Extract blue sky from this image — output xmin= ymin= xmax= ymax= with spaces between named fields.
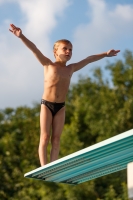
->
xmin=0 ymin=0 xmax=133 ymax=109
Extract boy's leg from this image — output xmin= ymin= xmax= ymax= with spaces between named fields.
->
xmin=50 ymin=107 xmax=65 ymax=162
xmin=39 ymin=104 xmax=52 ymax=166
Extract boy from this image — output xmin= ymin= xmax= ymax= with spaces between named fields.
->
xmin=9 ymin=24 xmax=120 ymax=166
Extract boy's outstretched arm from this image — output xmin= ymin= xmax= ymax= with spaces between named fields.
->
xmin=9 ymin=24 xmax=51 ymax=66
xmin=72 ymin=49 xmax=120 ymax=72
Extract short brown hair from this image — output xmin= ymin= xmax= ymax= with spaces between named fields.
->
xmin=53 ymin=39 xmax=72 ymax=58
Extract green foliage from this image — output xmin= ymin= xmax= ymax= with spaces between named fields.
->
xmin=0 ymin=50 xmax=133 ymax=199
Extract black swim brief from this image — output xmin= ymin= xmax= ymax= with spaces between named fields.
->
xmin=41 ymin=99 xmax=65 ymax=117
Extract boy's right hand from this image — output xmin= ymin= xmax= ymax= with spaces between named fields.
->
xmin=9 ymin=24 xmax=22 ymax=38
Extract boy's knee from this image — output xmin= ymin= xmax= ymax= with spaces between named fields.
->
xmin=51 ymin=135 xmax=60 ymax=146
xmin=40 ymin=133 xmax=50 ymax=145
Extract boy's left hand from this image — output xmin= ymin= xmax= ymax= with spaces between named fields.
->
xmin=107 ymin=49 xmax=120 ymax=57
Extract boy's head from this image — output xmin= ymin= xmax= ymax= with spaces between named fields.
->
xmin=53 ymin=39 xmax=72 ymax=60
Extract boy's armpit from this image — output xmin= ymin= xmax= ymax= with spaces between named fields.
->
xmin=70 ymin=59 xmax=89 ymax=72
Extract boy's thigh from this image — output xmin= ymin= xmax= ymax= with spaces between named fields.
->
xmin=52 ymin=107 xmax=65 ymax=136
xmin=40 ymin=104 xmax=52 ymax=133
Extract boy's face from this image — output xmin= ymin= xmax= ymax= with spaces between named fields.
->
xmin=54 ymin=42 xmax=72 ymax=62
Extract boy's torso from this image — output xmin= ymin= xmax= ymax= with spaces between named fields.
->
xmin=42 ymin=63 xmax=73 ymax=103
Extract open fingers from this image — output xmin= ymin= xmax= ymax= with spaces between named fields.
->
xmin=10 ymin=24 xmax=16 ymax=29
xmin=107 ymin=49 xmax=120 ymax=57
xmin=116 ymin=50 xmax=120 ymax=53
xmin=113 ymin=50 xmax=120 ymax=56
xmin=10 ymin=24 xmax=20 ymax=31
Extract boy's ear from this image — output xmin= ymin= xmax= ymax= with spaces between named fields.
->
xmin=53 ymin=50 xmax=56 ymax=58
xmin=54 ymin=49 xmax=58 ymax=57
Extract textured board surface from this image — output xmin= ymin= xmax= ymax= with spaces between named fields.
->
xmin=24 ymin=129 xmax=133 ymax=185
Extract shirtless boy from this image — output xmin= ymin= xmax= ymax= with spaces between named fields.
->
xmin=9 ymin=24 xmax=120 ymax=166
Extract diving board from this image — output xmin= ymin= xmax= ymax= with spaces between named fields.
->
xmin=24 ymin=129 xmax=133 ymax=199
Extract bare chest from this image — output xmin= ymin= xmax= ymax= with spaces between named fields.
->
xmin=45 ymin=65 xmax=72 ymax=83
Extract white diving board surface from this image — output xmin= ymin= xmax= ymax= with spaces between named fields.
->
xmin=24 ymin=129 xmax=133 ymax=187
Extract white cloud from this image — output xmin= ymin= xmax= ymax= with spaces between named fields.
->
xmin=111 ymin=4 xmax=133 ymax=21
xmin=72 ymin=0 xmax=133 ymax=59
xmin=19 ymin=0 xmax=70 ymax=39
